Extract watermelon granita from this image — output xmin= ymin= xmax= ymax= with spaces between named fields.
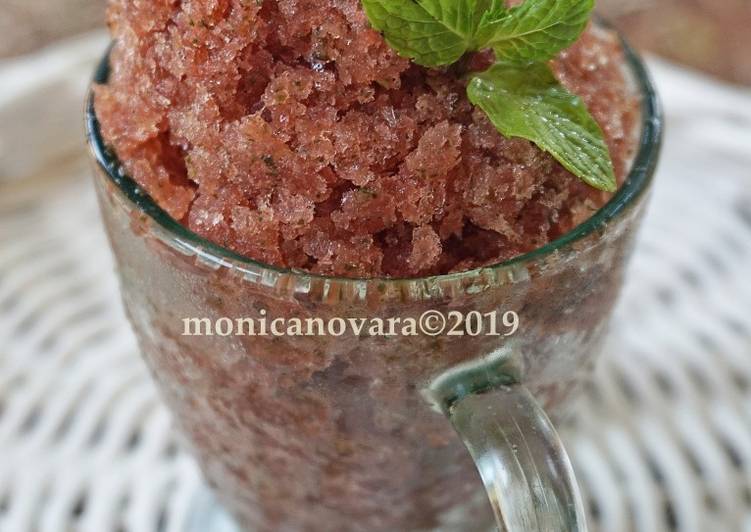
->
xmin=94 ymin=0 xmax=638 ymax=278
xmin=89 ymin=3 xmax=660 ymax=531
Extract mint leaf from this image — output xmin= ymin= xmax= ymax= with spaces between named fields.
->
xmin=476 ymin=0 xmax=594 ymax=64
xmin=418 ymin=0 xmax=494 ymax=40
xmin=467 ymin=63 xmax=616 ymax=192
xmin=361 ymin=0 xmax=486 ymax=67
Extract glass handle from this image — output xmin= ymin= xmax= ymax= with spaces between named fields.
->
xmin=447 ymin=385 xmax=588 ymax=532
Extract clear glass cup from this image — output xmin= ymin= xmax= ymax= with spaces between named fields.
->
xmin=86 ymin=37 xmax=661 ymax=532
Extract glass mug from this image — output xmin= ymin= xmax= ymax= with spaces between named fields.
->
xmin=86 ymin=37 xmax=661 ymax=532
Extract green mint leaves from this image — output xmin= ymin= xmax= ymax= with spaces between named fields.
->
xmin=361 ymin=0 xmax=617 ymax=192
xmin=476 ymin=0 xmax=594 ymax=64
xmin=468 ymin=63 xmax=615 ymax=191
xmin=361 ymin=0 xmax=485 ymax=67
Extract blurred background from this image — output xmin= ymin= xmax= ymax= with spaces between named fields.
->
xmin=602 ymin=0 xmax=751 ymax=86
xmin=0 ymin=0 xmax=103 ymax=58
xmin=1 ymin=2 xmax=750 ymax=532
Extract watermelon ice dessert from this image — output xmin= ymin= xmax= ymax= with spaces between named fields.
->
xmin=89 ymin=1 xmax=656 ymax=531
xmin=94 ymin=0 xmax=638 ymax=279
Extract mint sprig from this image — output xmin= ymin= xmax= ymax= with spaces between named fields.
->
xmin=361 ymin=0 xmax=617 ymax=192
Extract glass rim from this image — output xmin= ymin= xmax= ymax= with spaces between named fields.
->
xmin=86 ymin=33 xmax=662 ymax=289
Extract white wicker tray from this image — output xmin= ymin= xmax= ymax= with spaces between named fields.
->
xmin=1 ymin=33 xmax=750 ymax=532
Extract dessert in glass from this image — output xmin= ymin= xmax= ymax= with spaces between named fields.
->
xmin=86 ymin=1 xmax=661 ymax=530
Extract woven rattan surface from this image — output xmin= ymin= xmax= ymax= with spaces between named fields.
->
xmin=1 ymin=33 xmax=750 ymax=532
